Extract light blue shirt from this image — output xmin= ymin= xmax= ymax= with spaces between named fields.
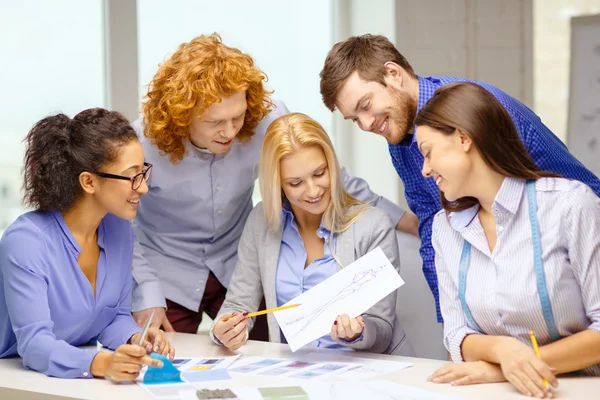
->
xmin=275 ymin=203 xmax=360 ymax=350
xmin=0 ymin=211 xmax=141 ymax=378
xmin=131 ymin=100 xmax=406 ymax=312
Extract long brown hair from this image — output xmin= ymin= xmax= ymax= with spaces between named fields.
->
xmin=414 ymin=82 xmax=559 ymax=212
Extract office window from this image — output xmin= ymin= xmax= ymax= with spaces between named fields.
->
xmin=137 ymin=0 xmax=334 ymax=203
xmin=0 ymin=1 xmax=105 ymax=233
xmin=137 ymin=0 xmax=333 ymax=137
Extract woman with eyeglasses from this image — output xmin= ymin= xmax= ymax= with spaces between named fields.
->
xmin=0 ymin=108 xmax=174 ymax=380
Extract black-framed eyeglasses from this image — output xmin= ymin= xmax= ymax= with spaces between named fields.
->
xmin=94 ymin=162 xmax=153 ymax=191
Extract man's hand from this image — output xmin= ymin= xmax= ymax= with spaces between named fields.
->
xmin=133 ymin=307 xmax=175 ymax=332
xmin=396 ymin=212 xmax=419 ymax=237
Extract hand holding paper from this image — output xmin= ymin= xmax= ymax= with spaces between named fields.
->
xmin=331 ymin=314 xmax=366 ymax=342
xmin=274 ymin=247 xmax=404 ymax=351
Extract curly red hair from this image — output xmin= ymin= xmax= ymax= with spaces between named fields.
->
xmin=142 ymin=33 xmax=273 ymax=163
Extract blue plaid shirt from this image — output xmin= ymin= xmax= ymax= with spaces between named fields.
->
xmin=390 ymin=76 xmax=600 ymax=322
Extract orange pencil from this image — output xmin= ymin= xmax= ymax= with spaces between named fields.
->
xmin=529 ymin=330 xmax=549 ymax=388
xmin=246 ymin=303 xmax=300 ymax=318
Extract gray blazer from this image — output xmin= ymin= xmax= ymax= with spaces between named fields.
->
xmin=214 ymin=202 xmax=415 ymax=356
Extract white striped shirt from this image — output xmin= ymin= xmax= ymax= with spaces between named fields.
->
xmin=432 ymin=177 xmax=600 ymax=376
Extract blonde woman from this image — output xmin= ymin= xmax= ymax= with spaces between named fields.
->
xmin=210 ymin=113 xmax=414 ymax=356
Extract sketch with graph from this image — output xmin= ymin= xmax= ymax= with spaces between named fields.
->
xmin=274 ymin=247 xmax=404 ymax=352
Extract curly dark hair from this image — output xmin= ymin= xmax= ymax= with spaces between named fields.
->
xmin=22 ymin=108 xmax=138 ymax=212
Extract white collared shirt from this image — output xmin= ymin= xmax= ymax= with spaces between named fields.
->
xmin=433 ymin=177 xmax=600 ymax=376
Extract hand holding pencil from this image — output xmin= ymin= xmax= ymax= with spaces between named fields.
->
xmin=213 ymin=304 xmax=300 ymax=351
xmin=494 ymin=335 xmax=557 ymax=398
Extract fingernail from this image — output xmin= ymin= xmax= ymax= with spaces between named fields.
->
xmin=537 ymin=393 xmax=544 ymax=398
xmin=157 ymin=361 xmax=164 ymax=368
xmin=232 ymin=312 xmax=238 ymax=316
xmin=552 ymin=380 xmax=559 ymax=388
xmin=242 ymin=312 xmax=248 ymax=317
xmin=154 ymin=346 xmax=159 ymax=352
xmin=333 ymin=320 xmax=338 ymax=325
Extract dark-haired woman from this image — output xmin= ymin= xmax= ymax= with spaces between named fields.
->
xmin=416 ymin=82 xmax=600 ymax=397
xmin=0 ymin=108 xmax=174 ymax=380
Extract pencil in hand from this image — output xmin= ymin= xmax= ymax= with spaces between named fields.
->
xmin=529 ymin=330 xmax=549 ymax=388
xmin=246 ymin=303 xmax=300 ymax=318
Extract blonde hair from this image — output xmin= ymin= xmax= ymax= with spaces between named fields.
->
xmin=259 ymin=113 xmax=369 ymax=233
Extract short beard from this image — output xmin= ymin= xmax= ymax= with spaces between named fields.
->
xmin=387 ymin=86 xmax=417 ymax=145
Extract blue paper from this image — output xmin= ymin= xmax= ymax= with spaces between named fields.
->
xmin=143 ymin=353 xmax=183 ymax=384
xmin=182 ymin=369 xmax=232 ymax=383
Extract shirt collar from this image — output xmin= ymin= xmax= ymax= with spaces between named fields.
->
xmin=410 ymin=76 xmax=443 ymax=145
xmin=184 ymin=139 xmax=228 ymax=161
xmin=51 ymin=211 xmax=107 ymax=253
xmin=493 ymin=177 xmax=526 ymax=215
xmin=282 ymin=200 xmax=331 ymax=238
xmin=447 ymin=177 xmax=526 ymax=232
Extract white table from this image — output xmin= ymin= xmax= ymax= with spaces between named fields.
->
xmin=0 ymin=333 xmax=598 ymax=399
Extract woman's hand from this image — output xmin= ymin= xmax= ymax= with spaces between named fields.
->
xmin=131 ymin=327 xmax=175 ymax=359
xmin=213 ymin=312 xmax=249 ymax=351
xmin=493 ymin=337 xmax=558 ymax=398
xmin=331 ymin=314 xmax=365 ymax=342
xmin=429 ymin=361 xmax=506 ymax=386
xmin=91 ymin=344 xmax=163 ymax=382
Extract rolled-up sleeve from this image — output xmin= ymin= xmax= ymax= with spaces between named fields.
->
xmin=1 ymin=224 xmax=99 ymax=378
xmin=432 ymin=215 xmax=479 ymax=362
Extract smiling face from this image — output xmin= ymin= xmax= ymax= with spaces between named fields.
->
xmin=188 ymin=91 xmax=247 ymax=154
xmin=335 ymin=71 xmax=417 ymax=145
xmin=416 ymin=125 xmax=474 ymax=202
xmin=280 ymin=145 xmax=331 ymax=218
xmin=92 ymin=140 xmax=148 ymax=220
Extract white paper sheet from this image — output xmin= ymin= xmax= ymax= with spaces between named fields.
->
xmin=274 ymin=247 xmax=404 ymax=351
xmin=192 ymin=381 xmax=461 ymax=400
xmin=137 ymin=355 xmax=240 ymax=398
xmin=228 ymin=354 xmax=411 ymax=381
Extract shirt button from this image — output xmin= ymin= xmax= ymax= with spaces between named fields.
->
xmin=196 ymin=288 xmax=200 ymax=292
xmin=83 ymin=372 xmax=89 ymax=377
xmin=216 ymin=185 xmax=221 ymax=191
xmin=217 ymin=210 xmax=223 ymax=214
xmin=199 ymin=280 xmax=204 ymax=284
xmin=498 ymin=226 xmax=504 ymax=232
xmin=495 ymin=320 xmax=502 ymax=327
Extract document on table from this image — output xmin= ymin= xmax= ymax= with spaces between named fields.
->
xmin=136 ymin=355 xmax=239 ymax=399
xmin=274 ymin=246 xmax=404 ymax=351
xmin=228 ymin=353 xmax=411 ymax=381
xmin=189 ymin=380 xmax=462 ymax=400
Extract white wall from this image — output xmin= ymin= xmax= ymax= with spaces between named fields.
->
xmin=333 ymin=0 xmax=406 ymax=209
xmin=534 ymin=0 xmax=600 ymax=142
